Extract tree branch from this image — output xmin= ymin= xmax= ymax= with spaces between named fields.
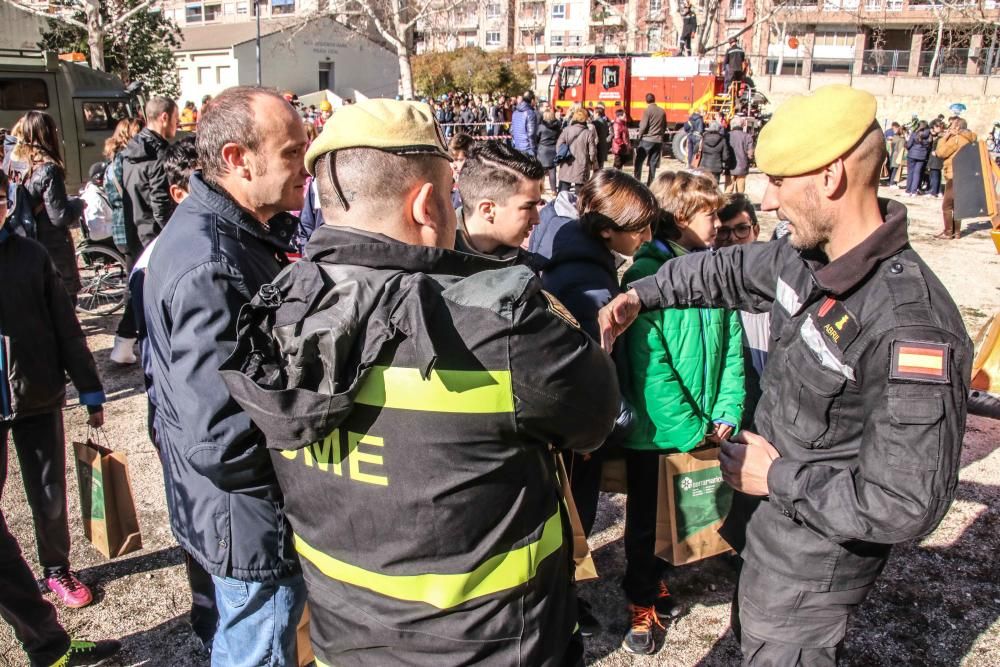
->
xmin=403 ymin=0 xmax=467 ymax=31
xmin=702 ymin=2 xmax=783 ymax=53
xmin=108 ymin=0 xmax=163 ymax=28
xmin=4 ymin=0 xmax=88 ymax=30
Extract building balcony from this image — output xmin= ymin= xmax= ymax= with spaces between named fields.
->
xmin=591 ymin=12 xmax=623 ymax=26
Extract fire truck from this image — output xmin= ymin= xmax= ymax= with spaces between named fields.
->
xmin=549 ymin=54 xmax=768 ymax=162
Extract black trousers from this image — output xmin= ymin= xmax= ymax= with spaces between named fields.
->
xmin=731 ymin=562 xmax=874 ymax=666
xmin=115 ymin=248 xmax=139 ymax=340
xmin=566 ymin=450 xmax=604 ymax=538
xmin=623 ymin=448 xmax=667 ymax=606
xmin=1 ymin=412 xmax=71 ymax=575
xmin=633 ymin=141 xmax=662 ymax=186
xmin=1 ymin=430 xmax=71 ymax=667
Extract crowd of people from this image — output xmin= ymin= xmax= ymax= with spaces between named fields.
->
xmin=0 ymin=82 xmax=971 ymax=667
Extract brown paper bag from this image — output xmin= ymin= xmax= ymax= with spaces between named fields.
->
xmin=73 ymin=439 xmax=142 ymax=559
xmin=296 ymin=603 xmax=315 ymax=667
xmin=599 ymin=456 xmax=627 ymax=494
xmin=556 ymin=453 xmax=598 ymax=582
xmin=655 ymin=446 xmax=733 ymax=566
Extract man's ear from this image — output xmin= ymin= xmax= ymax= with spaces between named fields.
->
xmin=476 ymin=199 xmax=496 ymax=222
xmin=411 ymin=181 xmax=436 ymax=230
xmin=220 ymin=143 xmax=249 ymax=180
xmin=821 ymin=159 xmax=847 ymax=198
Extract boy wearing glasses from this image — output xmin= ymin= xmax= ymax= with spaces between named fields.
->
xmin=715 ymin=193 xmax=767 ymax=427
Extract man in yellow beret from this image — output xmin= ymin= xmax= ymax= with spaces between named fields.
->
xmin=220 ymin=98 xmax=620 ymax=666
xmin=597 ymin=85 xmax=971 ymax=664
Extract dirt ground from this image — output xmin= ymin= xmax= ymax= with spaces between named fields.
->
xmin=1 ymin=165 xmax=998 ymax=666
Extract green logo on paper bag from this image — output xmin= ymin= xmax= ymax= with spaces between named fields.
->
xmin=673 ymin=467 xmax=731 ymax=541
xmin=80 ymin=464 xmax=106 ymax=521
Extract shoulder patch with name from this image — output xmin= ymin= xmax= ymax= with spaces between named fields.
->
xmin=542 ymin=290 xmax=580 ymax=329
xmin=889 ymin=340 xmax=951 ymax=384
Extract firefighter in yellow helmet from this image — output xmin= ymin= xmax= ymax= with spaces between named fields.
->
xmin=221 ymin=99 xmax=620 ymax=666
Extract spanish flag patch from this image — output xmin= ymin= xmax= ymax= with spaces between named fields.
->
xmin=889 ymin=340 xmax=951 ymax=384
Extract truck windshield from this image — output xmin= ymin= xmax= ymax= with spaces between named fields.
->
xmin=560 ymin=67 xmax=582 ymax=90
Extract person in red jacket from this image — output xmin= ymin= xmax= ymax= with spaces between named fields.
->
xmin=611 ymin=109 xmax=632 ymax=170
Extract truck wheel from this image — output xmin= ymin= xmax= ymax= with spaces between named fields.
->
xmin=672 ymin=130 xmax=689 ymax=164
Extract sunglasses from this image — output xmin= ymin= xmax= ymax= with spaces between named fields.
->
xmin=716 ymin=223 xmax=755 ymax=240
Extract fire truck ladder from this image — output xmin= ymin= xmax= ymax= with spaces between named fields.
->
xmin=710 ymin=89 xmax=737 ymax=119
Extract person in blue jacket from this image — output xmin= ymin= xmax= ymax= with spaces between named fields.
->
xmin=511 ymin=91 xmax=539 ymax=157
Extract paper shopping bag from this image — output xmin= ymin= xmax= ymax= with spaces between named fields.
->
xmin=556 ymin=453 xmax=598 ymax=582
xmin=73 ymin=439 xmax=142 ymax=558
xmin=296 ymin=603 xmax=315 ymax=667
xmin=655 ymin=445 xmax=733 ymax=566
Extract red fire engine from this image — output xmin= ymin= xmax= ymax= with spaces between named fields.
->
xmin=549 ymin=54 xmax=768 ymax=160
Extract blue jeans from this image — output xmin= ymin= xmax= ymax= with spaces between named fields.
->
xmin=211 ymin=572 xmax=306 ymax=667
xmin=928 ymin=168 xmax=943 ymax=196
xmin=906 ymin=159 xmax=926 ymax=194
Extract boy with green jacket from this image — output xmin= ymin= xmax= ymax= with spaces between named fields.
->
xmin=618 ymin=171 xmax=745 ymax=655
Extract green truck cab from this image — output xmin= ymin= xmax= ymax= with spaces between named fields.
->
xmin=1 ymin=49 xmax=142 ymax=190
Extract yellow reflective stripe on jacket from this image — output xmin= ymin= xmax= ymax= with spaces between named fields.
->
xmin=354 ymin=366 xmax=515 ymax=414
xmin=295 ymin=509 xmax=563 ymax=610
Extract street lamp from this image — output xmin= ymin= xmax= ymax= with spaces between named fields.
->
xmin=255 ymin=0 xmax=262 ymax=85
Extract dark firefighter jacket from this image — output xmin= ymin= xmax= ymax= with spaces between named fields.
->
xmin=627 ymin=199 xmax=971 ymax=592
xmin=220 ymin=225 xmax=620 ymax=666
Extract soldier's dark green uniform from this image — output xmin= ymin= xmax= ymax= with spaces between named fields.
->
xmin=222 ymin=223 xmax=620 ymax=666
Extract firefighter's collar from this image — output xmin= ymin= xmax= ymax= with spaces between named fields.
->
xmin=809 ymin=198 xmax=910 ymax=297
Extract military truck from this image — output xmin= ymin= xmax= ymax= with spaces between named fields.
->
xmin=1 ymin=49 xmax=142 ymax=190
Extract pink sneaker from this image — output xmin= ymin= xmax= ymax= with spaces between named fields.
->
xmin=45 ymin=571 xmax=93 ymax=608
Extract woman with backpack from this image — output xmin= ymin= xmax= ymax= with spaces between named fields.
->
xmin=15 ymin=111 xmax=84 ymax=303
xmin=555 ymin=108 xmax=598 ymax=193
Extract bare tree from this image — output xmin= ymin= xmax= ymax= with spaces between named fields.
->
xmin=306 ymin=0 xmax=468 ymax=99
xmin=2 ymin=0 xmax=160 ymax=71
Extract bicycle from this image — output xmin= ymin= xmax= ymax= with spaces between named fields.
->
xmin=75 ymin=235 xmax=129 ymax=316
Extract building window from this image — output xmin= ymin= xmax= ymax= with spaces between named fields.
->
xmin=466 ymin=36 xmax=478 ymax=47
xmin=729 ymin=0 xmax=745 ymax=18
xmin=551 ymin=34 xmax=564 ymax=46
xmin=486 ymin=31 xmax=501 ymax=46
xmin=185 ymin=2 xmax=203 ymax=22
xmin=569 ymin=34 xmax=582 ymax=47
xmin=552 ymin=3 xmax=565 ymax=19
xmin=486 ymin=2 xmax=501 ymax=18
xmin=204 ymin=3 xmax=222 ymax=20
xmin=236 ymin=1 xmax=248 ymax=13
xmin=649 ymin=0 xmax=662 ymax=12
xmin=815 ymin=30 xmax=854 ymax=47
xmin=0 ymin=78 xmax=49 ymax=110
xmin=272 ymin=0 xmax=295 ymax=14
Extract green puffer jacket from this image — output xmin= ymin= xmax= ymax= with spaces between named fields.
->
xmin=620 ymin=240 xmax=745 ymax=452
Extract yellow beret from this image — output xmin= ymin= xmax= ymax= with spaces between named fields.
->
xmin=304 ymin=99 xmax=450 ymax=175
xmin=755 ymin=85 xmax=877 ymax=177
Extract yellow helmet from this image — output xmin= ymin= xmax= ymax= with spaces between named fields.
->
xmin=319 ymin=100 xmax=333 ymax=112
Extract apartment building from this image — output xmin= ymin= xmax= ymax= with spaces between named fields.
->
xmin=711 ymin=0 xmax=999 ymax=77
xmin=162 ymin=0 xmax=321 ymax=26
xmin=417 ymin=0 xmax=684 ymax=56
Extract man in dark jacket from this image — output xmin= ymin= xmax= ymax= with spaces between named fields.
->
xmin=725 ymin=118 xmax=754 ymax=193
xmin=511 ymin=91 xmax=539 ymax=157
xmin=143 ymin=87 xmax=307 ymax=665
xmin=122 ymin=97 xmax=178 ymax=251
xmin=698 ymin=121 xmax=730 ymax=184
xmin=634 ymin=94 xmax=665 ymax=186
xmin=724 ymin=37 xmax=747 ymax=92
xmin=599 ymin=85 xmax=971 ymax=665
xmin=114 ymin=97 xmax=179 ymax=366
xmin=593 ymin=105 xmax=611 ymax=168
xmin=220 ymin=98 xmax=620 ymax=667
